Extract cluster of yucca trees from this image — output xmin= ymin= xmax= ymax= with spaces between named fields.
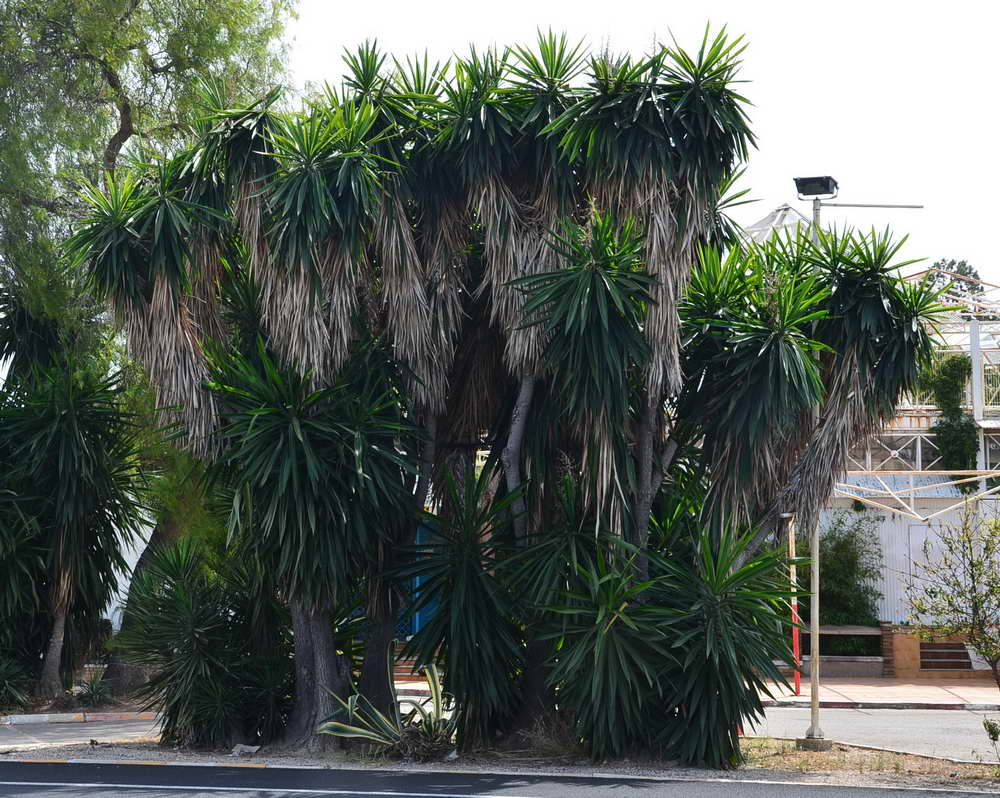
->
xmin=62 ymin=28 xmax=945 ymax=764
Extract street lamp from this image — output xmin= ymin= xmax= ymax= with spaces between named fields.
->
xmin=793 ymin=175 xmax=924 ymax=243
xmin=790 ymin=176 xmax=923 ymax=753
xmin=794 ymin=176 xmax=838 ymax=243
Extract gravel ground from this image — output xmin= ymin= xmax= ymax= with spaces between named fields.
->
xmin=3 ymin=738 xmax=999 ymax=793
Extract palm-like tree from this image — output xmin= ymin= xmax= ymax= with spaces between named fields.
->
xmin=0 ymin=365 xmax=145 ymax=697
xmin=205 ymin=339 xmax=414 ymax=746
xmin=678 ymin=229 xmax=946 ymax=552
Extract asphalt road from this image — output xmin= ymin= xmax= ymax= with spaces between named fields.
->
xmin=0 ymin=762 xmax=988 ymax=797
xmin=748 ymin=708 xmax=1000 ymax=762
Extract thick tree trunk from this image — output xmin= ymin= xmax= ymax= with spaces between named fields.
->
xmin=38 ymin=606 xmax=68 ymax=699
xmin=105 ymin=519 xmax=181 ymax=695
xmin=285 ymin=600 xmax=319 ymax=745
xmin=308 ymin=608 xmax=348 ymax=753
xmin=285 ymin=601 xmax=349 ymax=751
xmin=501 ymin=634 xmax=551 ymax=746
xmin=358 ymin=574 xmax=398 ymax=719
xmin=502 ymin=376 xmax=535 ymax=541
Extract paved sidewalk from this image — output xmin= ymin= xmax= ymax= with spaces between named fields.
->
xmin=763 ymin=677 xmax=1000 ymax=709
xmin=0 ymin=719 xmax=156 ymax=752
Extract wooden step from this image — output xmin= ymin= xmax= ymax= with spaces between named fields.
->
xmin=920 ymin=642 xmax=971 ymax=670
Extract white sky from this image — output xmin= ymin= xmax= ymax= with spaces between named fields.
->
xmin=286 ymin=0 xmax=999 ymax=280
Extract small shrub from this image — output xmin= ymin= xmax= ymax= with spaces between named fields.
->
xmin=799 ymin=510 xmax=883 ymax=655
xmin=653 ymin=532 xmax=793 ymax=769
xmin=320 ymin=661 xmax=459 ymax=761
xmin=0 ymin=658 xmax=30 ymax=710
xmin=543 ymin=552 xmax=676 ymax=761
xmin=76 ymin=671 xmax=112 ymax=707
xmin=117 ymin=539 xmax=293 ymax=748
xmin=984 ymin=716 xmax=1000 ymax=762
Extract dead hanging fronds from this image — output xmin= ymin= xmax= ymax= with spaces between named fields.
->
xmin=127 ymin=277 xmax=217 ymax=457
xmin=374 ymin=188 xmax=438 ymax=411
xmin=188 ymin=228 xmax=226 ymax=345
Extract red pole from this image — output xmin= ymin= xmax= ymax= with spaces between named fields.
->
xmin=788 ymin=517 xmax=801 ymax=696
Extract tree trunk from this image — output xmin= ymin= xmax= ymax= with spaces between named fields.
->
xmin=105 ymin=519 xmax=181 ymax=695
xmin=358 ymin=574 xmax=398 ymax=719
xmin=285 ymin=601 xmax=349 ymax=751
xmin=38 ymin=606 xmax=68 ymax=699
xmin=359 ymin=414 xmax=437 ymax=717
xmin=308 ymin=607 xmax=348 ymax=753
xmin=285 ymin=599 xmax=319 ymax=745
xmin=502 ymin=376 xmax=535 ymax=541
xmin=633 ymin=397 xmax=663 ymax=581
xmin=501 ymin=634 xmax=551 ymax=746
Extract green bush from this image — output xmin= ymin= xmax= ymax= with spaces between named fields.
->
xmin=652 ymin=533 xmax=792 ymax=768
xmin=920 ymin=354 xmax=978 ymax=490
xmin=117 ymin=539 xmax=294 ymax=748
xmin=798 ymin=510 xmax=883 ymax=655
xmin=538 ymin=532 xmax=792 ymax=768
xmin=544 ymin=551 xmax=676 ymax=760
xmin=76 ymin=671 xmax=112 ymax=707
xmin=0 ymin=658 xmax=30 ymax=710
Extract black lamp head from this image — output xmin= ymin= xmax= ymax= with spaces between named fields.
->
xmin=794 ymin=176 xmax=838 ymax=199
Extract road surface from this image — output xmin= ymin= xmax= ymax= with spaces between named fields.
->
xmin=5 ymin=708 xmax=999 ymax=763
xmin=749 ymin=707 xmax=1000 ymax=762
xmin=0 ymin=761 xmax=990 ymax=797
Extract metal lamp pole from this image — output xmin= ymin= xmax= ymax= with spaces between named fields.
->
xmin=792 ymin=178 xmax=923 ymax=750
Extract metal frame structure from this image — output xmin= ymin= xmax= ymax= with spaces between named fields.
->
xmin=834 ymin=269 xmax=1000 ymax=521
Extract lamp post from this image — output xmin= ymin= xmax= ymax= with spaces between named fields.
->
xmin=790 ymin=176 xmax=923 ymax=751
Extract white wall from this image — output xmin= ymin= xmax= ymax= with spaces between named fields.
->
xmin=819 ymin=501 xmax=998 ymax=623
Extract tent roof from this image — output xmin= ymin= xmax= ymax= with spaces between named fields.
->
xmin=745 ymin=203 xmax=812 ymax=241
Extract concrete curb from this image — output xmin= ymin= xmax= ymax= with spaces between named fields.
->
xmin=762 ymin=699 xmax=1000 ymax=710
xmin=0 ymin=712 xmax=156 ymax=726
xmin=1 ymin=753 xmax=998 ymax=795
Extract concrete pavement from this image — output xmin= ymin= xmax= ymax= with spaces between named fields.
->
xmin=0 ymin=719 xmax=156 ymax=751
xmin=0 ymin=761 xmax=992 ymax=797
xmin=764 ymin=677 xmax=1000 ymax=710
xmin=748 ymin=707 xmax=1000 ymax=763
xmin=4 ymin=707 xmax=1000 ymax=763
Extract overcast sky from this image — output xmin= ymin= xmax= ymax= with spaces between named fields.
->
xmin=286 ymin=1 xmax=998 ymax=280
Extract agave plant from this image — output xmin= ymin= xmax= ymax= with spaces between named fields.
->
xmin=319 ymin=656 xmax=459 ymax=761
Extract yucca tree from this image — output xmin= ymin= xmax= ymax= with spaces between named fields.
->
xmin=205 ymin=339 xmax=414 ymax=746
xmin=0 ymin=365 xmax=145 ymax=697
xmin=746 ymin=229 xmax=945 ymax=554
xmin=678 ymin=229 xmax=946 ymax=553
xmin=545 ymin=28 xmax=754 ymax=548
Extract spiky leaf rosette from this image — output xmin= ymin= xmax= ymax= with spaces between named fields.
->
xmin=515 ymin=212 xmax=653 ymax=531
xmin=547 ymin=27 xmax=754 ymax=400
xmin=394 ymin=54 xmax=471 ymax=399
xmin=66 ymin=165 xmax=220 ymax=454
xmin=679 ymin=238 xmax=829 ymax=527
xmin=342 ymin=46 xmax=439 ymax=411
xmin=206 ymin=340 xmax=414 ymax=607
xmin=755 ymin=229 xmax=946 ymax=542
xmin=264 ymin=102 xmax=386 ymax=382
xmin=431 ymin=47 xmax=547 ymax=374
